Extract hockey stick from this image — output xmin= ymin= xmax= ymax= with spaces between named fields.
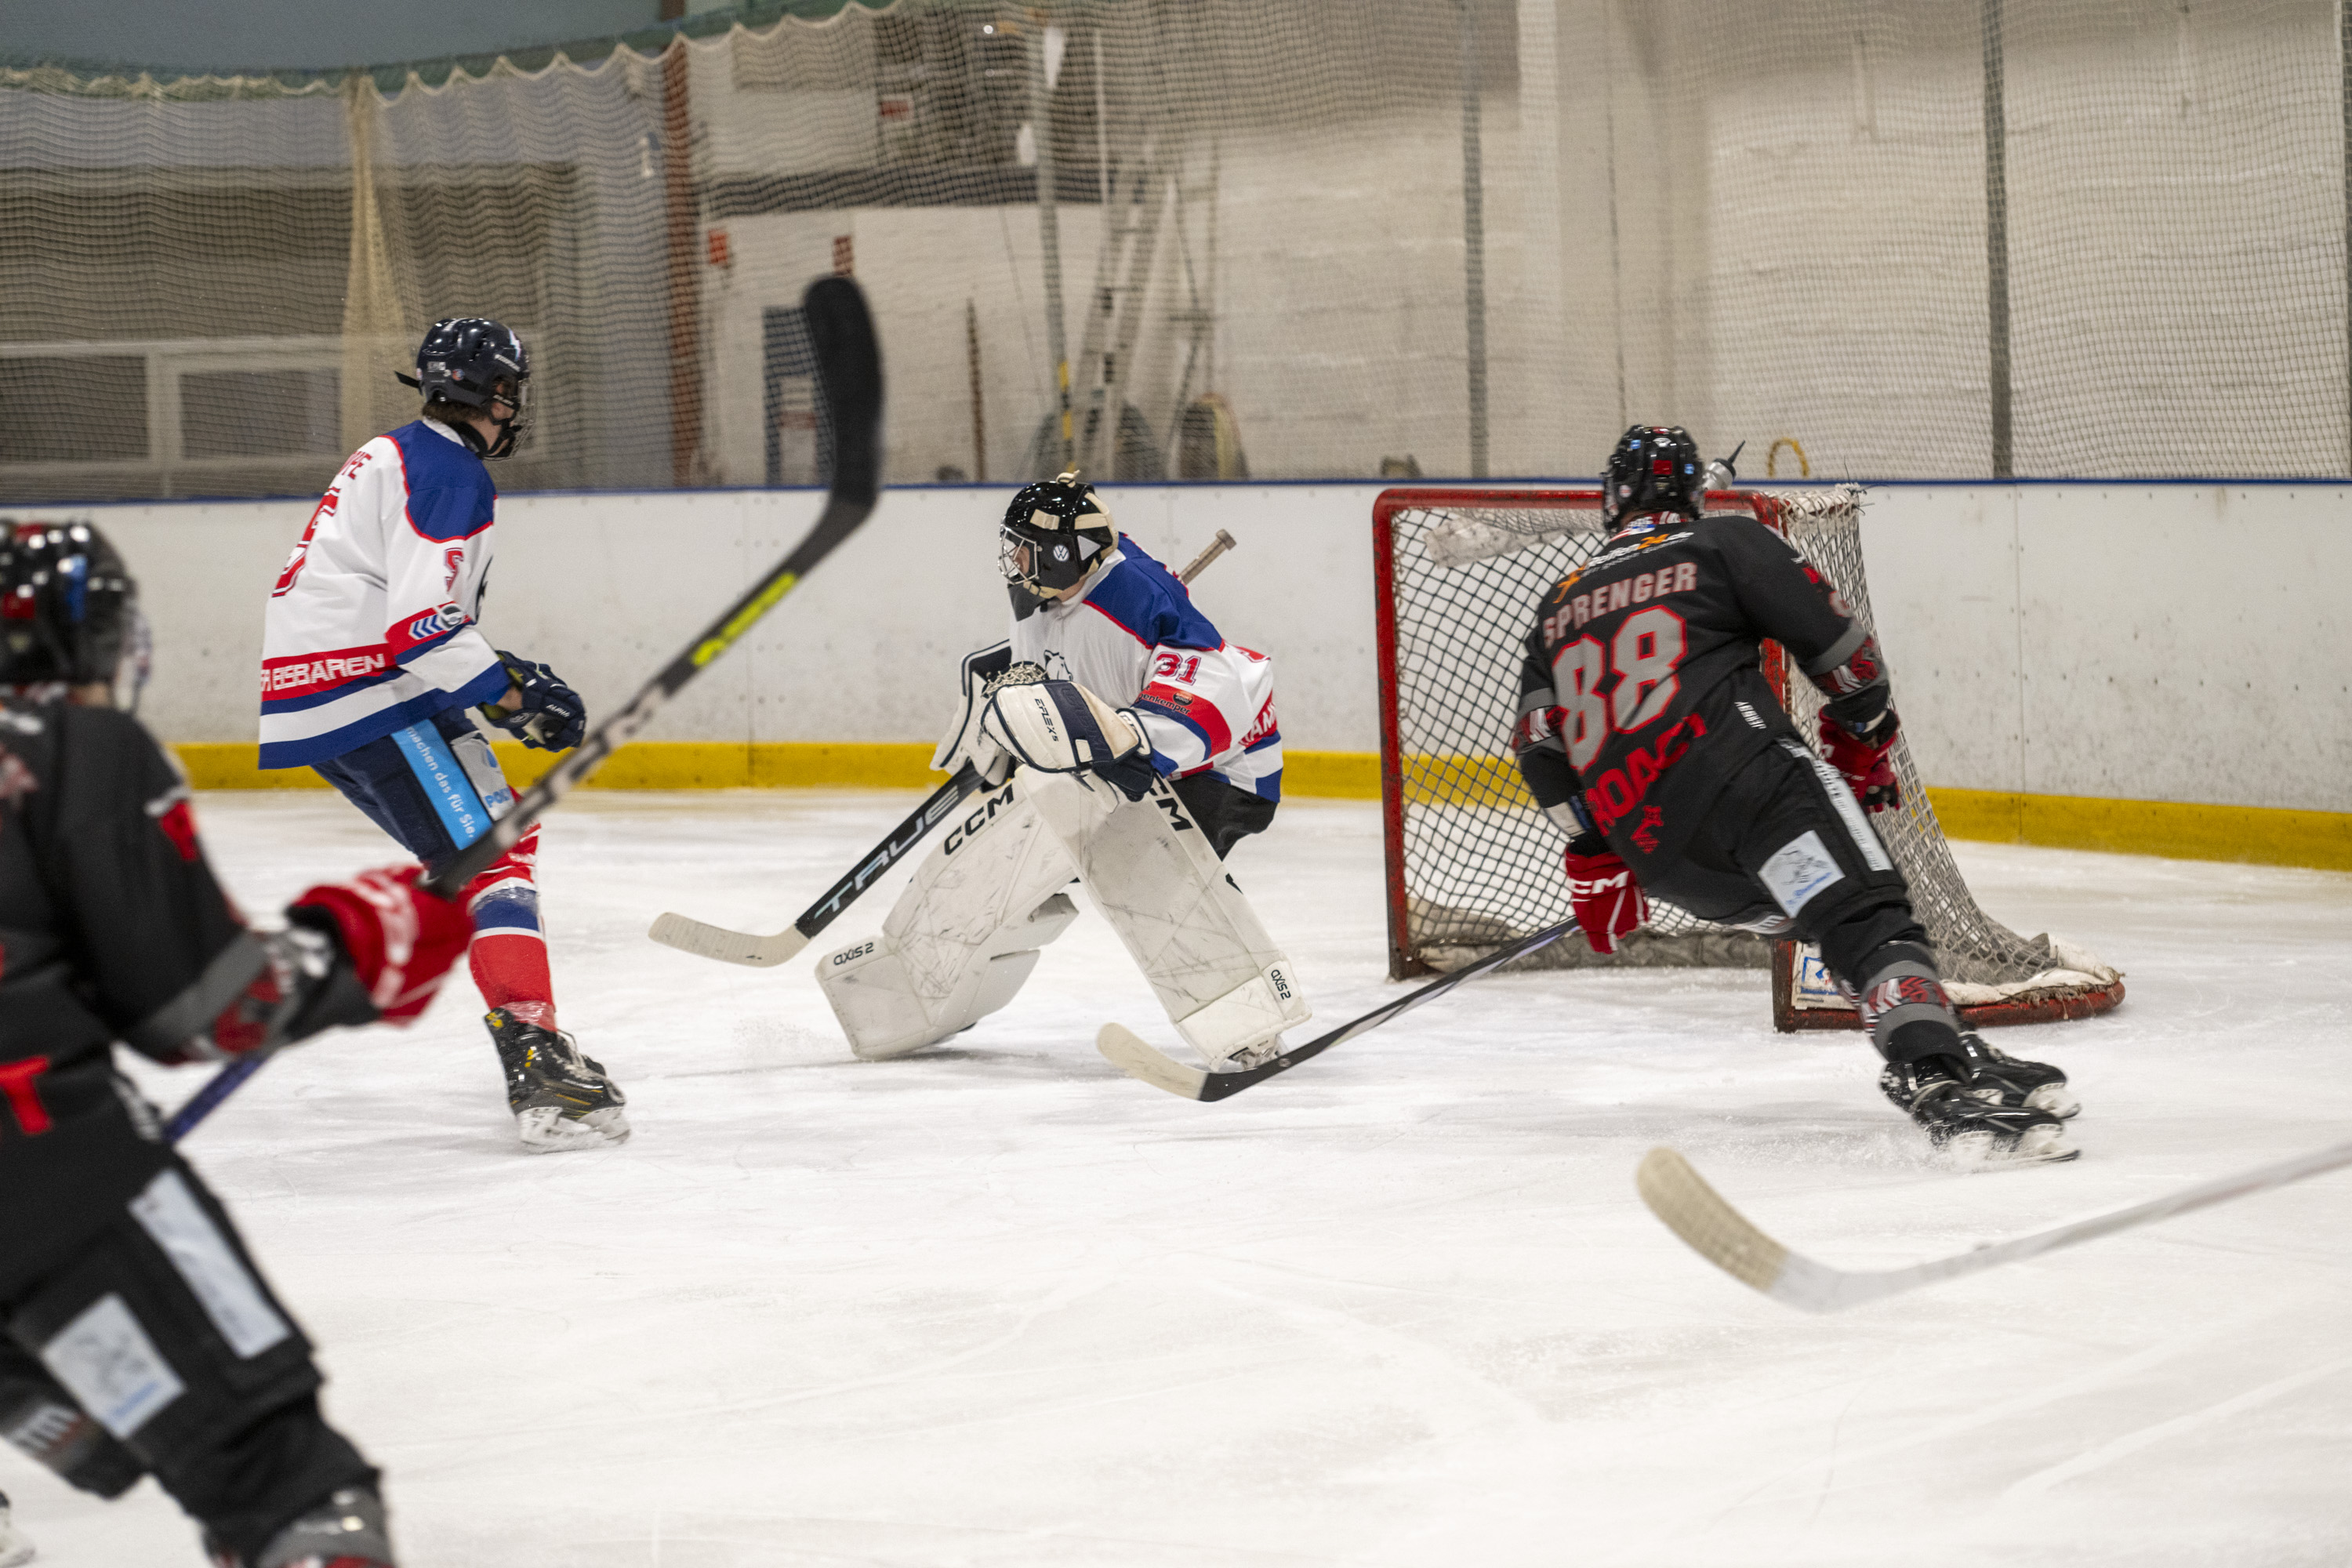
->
xmin=645 ymin=526 xmax=1240 ymax=967
xmin=1636 ymin=1139 xmax=2352 ymax=1314
xmin=1097 ymin=916 xmax=1577 ymax=1101
xmin=165 ymin=275 xmax=884 ymax=1144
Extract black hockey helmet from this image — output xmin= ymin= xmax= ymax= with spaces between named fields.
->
xmin=397 ymin=317 xmax=531 ymax=459
xmin=0 ymin=520 xmax=148 ymax=706
xmin=1000 ymin=470 xmax=1117 ymax=599
xmin=1603 ymin=424 xmax=1704 ymax=525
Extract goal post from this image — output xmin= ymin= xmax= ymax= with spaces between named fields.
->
xmin=1372 ymin=485 xmax=2125 ymax=1033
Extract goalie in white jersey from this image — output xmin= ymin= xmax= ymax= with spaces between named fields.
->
xmin=818 ymin=475 xmax=1309 ymax=1069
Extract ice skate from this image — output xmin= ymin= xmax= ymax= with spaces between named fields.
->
xmin=207 ymin=1485 xmax=393 ymax=1568
xmin=485 ymin=1009 xmax=630 ymax=1152
xmin=1881 ymin=1055 xmax=2076 ymax=1168
xmin=1957 ymin=1029 xmax=2079 ymax=1119
xmin=0 ymin=1490 xmax=33 ymax=1568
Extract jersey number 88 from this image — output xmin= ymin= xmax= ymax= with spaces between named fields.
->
xmin=1556 ymin=606 xmax=1687 ymax=771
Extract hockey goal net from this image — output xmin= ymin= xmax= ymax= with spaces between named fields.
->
xmin=1374 ymin=485 xmax=2125 ymax=1031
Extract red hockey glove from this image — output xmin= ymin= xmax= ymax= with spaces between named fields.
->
xmin=288 ymin=866 xmax=473 ymax=1025
xmin=1563 ymin=845 xmax=1647 ymax=956
xmin=1818 ymin=711 xmax=1901 ymax=815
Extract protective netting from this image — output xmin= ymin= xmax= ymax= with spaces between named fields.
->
xmin=3 ymin=0 xmax=2347 ymax=503
xmin=1378 ymin=487 xmax=2121 ymax=1018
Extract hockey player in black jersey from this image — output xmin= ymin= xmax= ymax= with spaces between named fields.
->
xmin=0 ymin=521 xmax=475 ymax=1566
xmin=1512 ymin=427 xmax=2078 ymax=1166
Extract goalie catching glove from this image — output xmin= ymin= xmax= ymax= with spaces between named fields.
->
xmin=478 ymin=650 xmax=586 ymax=751
xmin=1818 ymin=709 xmax=1901 ymax=814
xmin=981 ymin=677 xmax=1160 ymax=801
xmin=1563 ymin=839 xmax=1647 ymax=956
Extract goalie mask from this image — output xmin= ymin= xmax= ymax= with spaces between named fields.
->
xmin=1000 ymin=472 xmax=1117 ymax=602
xmin=1603 ymin=424 xmax=1704 ymax=526
xmin=0 ymin=520 xmax=150 ymax=710
xmin=397 ymin=317 xmax=532 ymax=459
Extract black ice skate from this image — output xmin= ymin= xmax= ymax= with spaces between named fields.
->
xmin=207 ymin=1484 xmax=394 ymax=1568
xmin=1881 ymin=1055 xmax=2076 ymax=1168
xmin=485 ymin=1008 xmax=630 ymax=1152
xmin=1957 ymin=1030 xmax=2080 ymax=1119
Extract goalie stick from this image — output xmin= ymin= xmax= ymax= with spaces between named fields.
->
xmin=1636 ymin=1138 xmax=2352 ymax=1314
xmin=646 ymin=527 xmax=1240 ymax=967
xmin=1097 ymin=916 xmax=1577 ymax=1101
xmin=165 ymin=274 xmax=885 ymax=1144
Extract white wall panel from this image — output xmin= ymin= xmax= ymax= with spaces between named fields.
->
xmin=81 ymin=482 xmax=2350 ymax=812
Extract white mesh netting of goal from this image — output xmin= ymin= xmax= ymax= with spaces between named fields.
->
xmin=1375 ymin=484 xmax=2124 ymax=1030
xmin=2 ymin=0 xmax=2347 ymax=503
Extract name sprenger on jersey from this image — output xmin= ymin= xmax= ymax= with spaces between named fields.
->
xmin=1544 ymin=560 xmax=1701 ymax=641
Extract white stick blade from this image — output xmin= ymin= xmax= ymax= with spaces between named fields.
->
xmin=647 ymin=912 xmax=804 ymax=967
xmin=1635 ymin=1147 xmax=1800 ymax=1302
xmin=1096 ymin=1024 xmax=1209 ymax=1099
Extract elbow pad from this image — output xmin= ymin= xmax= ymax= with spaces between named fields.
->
xmin=1807 ymin=630 xmax=1893 ymax=737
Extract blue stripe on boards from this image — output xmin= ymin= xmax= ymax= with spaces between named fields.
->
xmin=391 ymin=721 xmax=493 ymax=849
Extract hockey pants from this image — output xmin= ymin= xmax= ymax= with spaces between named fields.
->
xmin=314 ymin=706 xmax=556 ymax=1028
xmin=0 ymin=1156 xmax=375 ymax=1561
xmin=1638 ymin=740 xmax=1963 ymax=1063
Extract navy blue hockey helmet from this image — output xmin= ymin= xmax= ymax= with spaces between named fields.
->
xmin=1000 ymin=470 xmax=1117 ymax=598
xmin=1603 ymin=425 xmax=1704 ymax=525
xmin=0 ymin=520 xmax=148 ymax=706
xmin=397 ymin=317 xmax=531 ymax=459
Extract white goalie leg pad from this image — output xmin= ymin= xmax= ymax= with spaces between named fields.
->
xmin=816 ymin=778 xmax=1081 ymax=1059
xmin=1022 ymin=770 xmax=1310 ymax=1066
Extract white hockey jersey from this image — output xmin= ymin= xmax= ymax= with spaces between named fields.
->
xmin=258 ymin=419 xmax=508 ymax=769
xmin=1011 ymin=536 xmax=1282 ymax=800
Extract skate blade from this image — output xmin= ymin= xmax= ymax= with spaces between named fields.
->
xmin=516 ymin=1105 xmax=632 ymax=1153
xmin=1941 ymin=1123 xmax=2080 ymax=1171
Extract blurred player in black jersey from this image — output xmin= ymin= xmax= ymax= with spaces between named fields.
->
xmin=1512 ymin=428 xmax=2081 ymax=1167
xmin=0 ymin=521 xmax=474 ymax=1566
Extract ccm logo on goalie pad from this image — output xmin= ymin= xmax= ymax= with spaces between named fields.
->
xmin=943 ymin=783 xmax=1020 ymax=855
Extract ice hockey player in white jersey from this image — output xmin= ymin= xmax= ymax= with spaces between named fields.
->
xmin=818 ymin=474 xmax=1308 ymax=1069
xmin=260 ymin=318 xmax=627 ymax=1153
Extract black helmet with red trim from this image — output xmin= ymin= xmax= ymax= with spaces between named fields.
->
xmin=0 ymin=519 xmax=147 ymax=706
xmin=1602 ymin=424 xmax=1704 ymax=526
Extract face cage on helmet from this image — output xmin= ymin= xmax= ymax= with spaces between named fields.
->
xmin=999 ymin=518 xmax=1111 ymax=597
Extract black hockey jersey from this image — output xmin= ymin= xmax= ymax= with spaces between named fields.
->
xmin=0 ymin=699 xmax=257 ymax=1280
xmin=1514 ymin=511 xmax=1892 ymax=873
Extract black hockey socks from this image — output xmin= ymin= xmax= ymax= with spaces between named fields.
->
xmin=1846 ymin=942 xmax=1965 ymax=1066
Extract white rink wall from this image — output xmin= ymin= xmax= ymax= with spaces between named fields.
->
xmin=80 ymin=481 xmax=2351 ymax=814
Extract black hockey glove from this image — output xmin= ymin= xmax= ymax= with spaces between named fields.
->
xmin=480 ymin=652 xmax=586 ymax=751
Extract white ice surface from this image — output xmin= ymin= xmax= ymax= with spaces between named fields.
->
xmin=10 ymin=792 xmax=2350 ymax=1566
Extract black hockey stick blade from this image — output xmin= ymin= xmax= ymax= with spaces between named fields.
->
xmin=648 ymin=761 xmax=990 ymax=965
xmin=647 ymin=529 xmax=1236 ymax=966
xmin=1637 ymin=1138 xmax=2352 ymax=1313
xmin=168 ymin=276 xmax=882 ymax=1142
xmin=1097 ymin=917 xmax=1578 ymax=1102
